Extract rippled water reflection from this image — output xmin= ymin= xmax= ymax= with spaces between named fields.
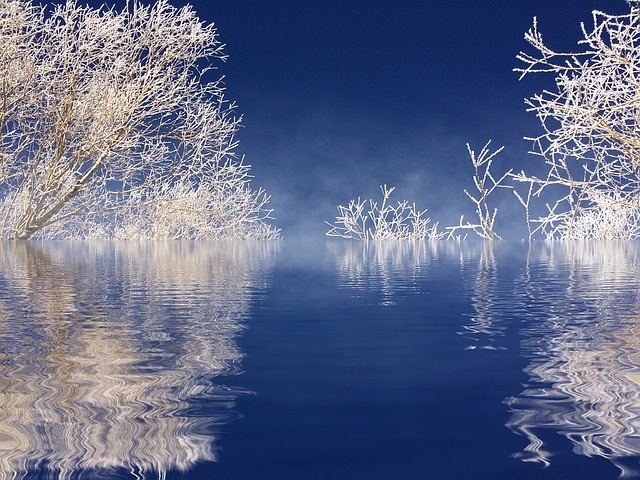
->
xmin=328 ymin=240 xmax=640 ymax=478
xmin=504 ymin=242 xmax=640 ymax=478
xmin=0 ymin=241 xmax=276 ymax=479
xmin=328 ymin=240 xmax=442 ymax=306
xmin=4 ymin=240 xmax=640 ymax=479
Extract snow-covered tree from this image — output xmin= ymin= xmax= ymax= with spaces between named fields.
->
xmin=514 ymin=1 xmax=640 ymax=239
xmin=0 ymin=0 xmax=278 ymax=239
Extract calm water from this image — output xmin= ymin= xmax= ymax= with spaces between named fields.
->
xmin=1 ymin=240 xmax=640 ymax=479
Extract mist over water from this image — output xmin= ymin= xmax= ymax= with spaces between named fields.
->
xmin=239 ymin=107 xmax=531 ymax=240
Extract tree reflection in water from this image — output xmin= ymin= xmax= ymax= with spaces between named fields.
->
xmin=328 ymin=239 xmax=447 ymax=306
xmin=456 ymin=241 xmax=515 ymax=351
xmin=316 ymin=239 xmax=640 ymax=475
xmin=501 ymin=242 xmax=640 ymax=477
xmin=0 ymin=240 xmax=277 ymax=479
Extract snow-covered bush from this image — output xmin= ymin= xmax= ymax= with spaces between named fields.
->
xmin=325 ymin=185 xmax=445 ymax=240
xmin=326 ymin=142 xmax=507 ymax=241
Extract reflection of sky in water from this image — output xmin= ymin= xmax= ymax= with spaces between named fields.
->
xmin=0 ymin=241 xmax=277 ymax=479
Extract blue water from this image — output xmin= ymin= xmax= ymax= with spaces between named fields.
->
xmin=1 ymin=240 xmax=640 ymax=479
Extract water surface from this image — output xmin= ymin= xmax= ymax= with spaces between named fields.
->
xmin=1 ymin=240 xmax=640 ymax=479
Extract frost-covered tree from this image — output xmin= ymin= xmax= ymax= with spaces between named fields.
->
xmin=513 ymin=1 xmax=640 ymax=239
xmin=0 ymin=0 xmax=278 ymax=239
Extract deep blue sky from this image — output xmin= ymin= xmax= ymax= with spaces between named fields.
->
xmin=100 ymin=1 xmax=631 ymax=237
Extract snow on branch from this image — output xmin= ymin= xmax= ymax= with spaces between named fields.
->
xmin=325 ymin=185 xmax=445 ymax=241
xmin=326 ymin=141 xmax=510 ymax=241
xmin=0 ymin=0 xmax=278 ymax=239
xmin=513 ymin=2 xmax=640 ymax=240
xmin=446 ymin=141 xmax=510 ymax=241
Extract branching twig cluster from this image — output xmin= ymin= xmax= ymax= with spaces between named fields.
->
xmin=446 ymin=142 xmax=510 ymax=240
xmin=325 ymin=185 xmax=445 ymax=240
xmin=513 ymin=4 xmax=640 ymax=239
xmin=326 ymin=141 xmax=510 ymax=241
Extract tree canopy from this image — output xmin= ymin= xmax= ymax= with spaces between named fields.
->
xmin=513 ymin=2 xmax=640 ymax=239
xmin=0 ymin=0 xmax=279 ymax=239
